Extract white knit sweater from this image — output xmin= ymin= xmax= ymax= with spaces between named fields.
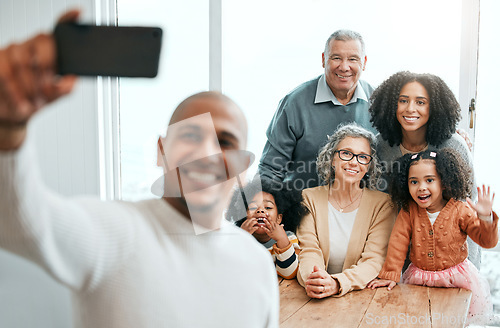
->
xmin=0 ymin=140 xmax=279 ymax=328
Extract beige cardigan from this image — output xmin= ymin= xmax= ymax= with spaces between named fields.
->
xmin=297 ymin=185 xmax=396 ymax=296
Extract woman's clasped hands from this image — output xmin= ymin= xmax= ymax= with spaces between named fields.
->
xmin=305 ymin=266 xmax=340 ymax=298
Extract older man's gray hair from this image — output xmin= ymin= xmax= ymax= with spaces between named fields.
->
xmin=324 ymin=29 xmax=365 ymax=58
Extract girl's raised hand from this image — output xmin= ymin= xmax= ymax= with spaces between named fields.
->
xmin=366 ymin=278 xmax=397 ymax=290
xmin=263 ymin=218 xmax=289 ymax=249
xmin=467 ymin=185 xmax=495 ymax=218
xmin=240 ymin=217 xmax=259 ymax=235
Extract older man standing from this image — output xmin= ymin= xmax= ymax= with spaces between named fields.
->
xmin=258 ymin=30 xmax=376 ymax=190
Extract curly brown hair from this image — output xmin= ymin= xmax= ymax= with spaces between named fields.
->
xmin=369 ymin=71 xmax=461 ymax=147
xmin=389 ymin=148 xmax=473 ymax=211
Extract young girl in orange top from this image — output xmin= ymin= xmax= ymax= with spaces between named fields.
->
xmin=367 ymin=149 xmax=498 ymax=325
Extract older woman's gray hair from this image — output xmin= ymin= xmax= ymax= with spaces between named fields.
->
xmin=316 ymin=123 xmax=381 ymax=189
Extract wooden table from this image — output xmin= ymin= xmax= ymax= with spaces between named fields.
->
xmin=279 ymin=278 xmax=471 ymax=328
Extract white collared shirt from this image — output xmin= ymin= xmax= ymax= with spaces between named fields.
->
xmin=314 ymin=74 xmax=369 ymax=106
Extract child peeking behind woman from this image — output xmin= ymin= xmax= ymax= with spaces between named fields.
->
xmin=226 ymin=179 xmax=308 ymax=279
xmin=367 ymin=149 xmax=498 ymax=325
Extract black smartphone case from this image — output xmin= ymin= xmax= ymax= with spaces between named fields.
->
xmin=54 ymin=23 xmax=162 ymax=77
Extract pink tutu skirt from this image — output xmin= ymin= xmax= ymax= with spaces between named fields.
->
xmin=402 ymin=259 xmax=493 ymax=326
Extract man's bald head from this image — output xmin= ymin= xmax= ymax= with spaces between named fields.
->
xmin=169 ymin=91 xmax=248 ymax=147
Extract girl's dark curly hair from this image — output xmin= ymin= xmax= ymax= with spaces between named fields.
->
xmin=225 ymin=178 xmax=309 ymax=233
xmin=389 ymin=148 xmax=473 ymax=211
xmin=369 ymin=71 xmax=461 ymax=147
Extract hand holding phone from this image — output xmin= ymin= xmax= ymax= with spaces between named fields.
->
xmin=54 ymin=23 xmax=162 ymax=77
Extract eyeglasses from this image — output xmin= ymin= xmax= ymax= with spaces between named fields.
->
xmin=334 ymin=149 xmax=373 ymax=165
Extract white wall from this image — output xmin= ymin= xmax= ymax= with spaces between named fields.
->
xmin=0 ymin=1 xmax=100 ymax=327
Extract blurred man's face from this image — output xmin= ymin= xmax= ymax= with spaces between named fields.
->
xmin=157 ymin=96 xmax=249 ymax=221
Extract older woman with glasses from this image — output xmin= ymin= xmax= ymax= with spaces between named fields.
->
xmin=297 ymin=123 xmax=397 ymax=298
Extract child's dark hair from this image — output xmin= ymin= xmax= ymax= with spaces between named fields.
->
xmin=225 ymin=178 xmax=308 ymax=233
xmin=369 ymin=71 xmax=461 ymax=147
xmin=390 ymin=148 xmax=473 ymax=211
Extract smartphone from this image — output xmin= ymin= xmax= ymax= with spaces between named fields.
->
xmin=54 ymin=23 xmax=162 ymax=77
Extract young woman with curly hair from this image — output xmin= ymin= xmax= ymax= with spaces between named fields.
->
xmin=369 ymin=71 xmax=481 ymax=267
xmin=367 ymin=149 xmax=498 ymax=326
xmin=370 ymin=71 xmax=461 ymax=149
xmin=226 ymin=178 xmax=308 ymax=279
